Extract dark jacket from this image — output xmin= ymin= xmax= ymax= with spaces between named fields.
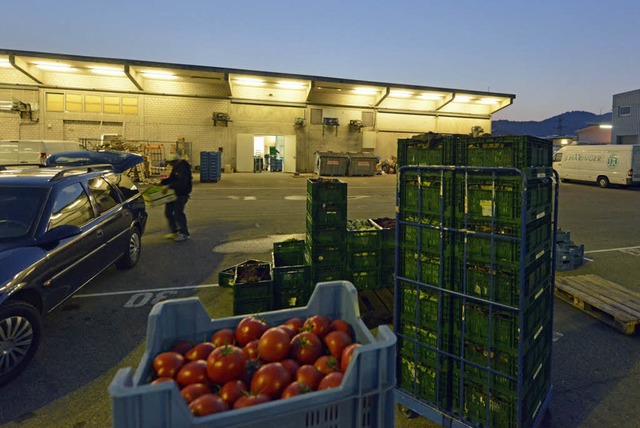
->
xmin=161 ymin=160 xmax=192 ymax=196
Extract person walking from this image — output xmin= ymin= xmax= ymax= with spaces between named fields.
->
xmin=161 ymin=153 xmax=192 ymax=242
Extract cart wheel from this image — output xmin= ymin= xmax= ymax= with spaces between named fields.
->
xmin=397 ymin=404 xmax=418 ymax=419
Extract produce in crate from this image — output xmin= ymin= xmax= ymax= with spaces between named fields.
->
xmin=148 ymin=313 xmax=364 ymax=417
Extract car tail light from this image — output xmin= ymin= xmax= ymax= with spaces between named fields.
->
xmin=40 ymin=152 xmax=47 ymax=163
xmin=628 ymin=169 xmax=633 ymax=177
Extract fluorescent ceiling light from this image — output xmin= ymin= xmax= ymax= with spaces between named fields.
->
xmin=142 ymin=71 xmax=176 ymax=80
xmin=235 ymin=78 xmax=265 ymax=86
xmin=390 ymin=90 xmax=412 ymax=98
xmin=90 ymin=66 xmax=125 ymax=76
xmin=353 ymin=88 xmax=378 ymax=95
xmin=0 ymin=58 xmax=11 ymax=68
xmin=34 ymin=62 xmax=76 ymax=72
xmin=277 ymin=81 xmax=305 ymax=89
xmin=479 ymin=98 xmax=499 ymax=105
xmin=418 ymin=93 xmax=444 ymax=100
xmin=454 ymin=95 xmax=472 ymax=103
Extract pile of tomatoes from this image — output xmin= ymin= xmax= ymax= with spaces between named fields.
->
xmin=150 ymin=314 xmax=362 ymax=417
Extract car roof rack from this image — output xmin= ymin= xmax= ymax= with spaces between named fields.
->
xmin=49 ymin=164 xmax=114 ymax=181
xmin=0 ymin=164 xmax=48 ymax=171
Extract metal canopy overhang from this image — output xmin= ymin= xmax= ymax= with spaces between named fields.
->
xmin=0 ymin=49 xmax=514 ymax=116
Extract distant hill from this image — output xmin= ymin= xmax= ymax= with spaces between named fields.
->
xmin=492 ymin=111 xmax=612 ymax=137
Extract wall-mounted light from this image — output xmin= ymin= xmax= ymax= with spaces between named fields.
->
xmin=454 ymin=95 xmax=472 ymax=103
xmin=0 ymin=58 xmax=11 ymax=68
xmin=353 ymin=87 xmax=378 ymax=95
xmin=142 ymin=71 xmax=176 ymax=80
xmin=418 ymin=93 xmax=444 ymax=100
xmin=235 ymin=78 xmax=265 ymax=86
xmin=90 ymin=66 xmax=125 ymax=76
xmin=34 ymin=62 xmax=76 ymax=72
xmin=599 ymin=124 xmax=612 ymax=129
xmin=389 ymin=90 xmax=413 ymax=98
xmin=478 ymin=98 xmax=499 ymax=105
xmin=277 ymin=81 xmax=306 ymax=89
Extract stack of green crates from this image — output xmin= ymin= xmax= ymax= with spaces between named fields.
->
xmin=346 ymin=219 xmax=382 ymax=291
xmin=217 ymin=259 xmax=273 ymax=315
xmin=305 ymin=178 xmax=348 ymax=288
xmin=371 ymin=217 xmax=396 ymax=287
xmin=395 ymin=134 xmax=555 ymax=428
xmin=272 ymin=239 xmax=310 ymax=310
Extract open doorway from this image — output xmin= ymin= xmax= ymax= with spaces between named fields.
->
xmin=236 ymin=134 xmax=296 ymax=172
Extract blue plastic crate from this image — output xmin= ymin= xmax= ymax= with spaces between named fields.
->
xmin=109 ymin=281 xmax=396 ymax=428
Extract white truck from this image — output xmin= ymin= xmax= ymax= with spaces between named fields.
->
xmin=552 ymin=144 xmax=640 ymax=188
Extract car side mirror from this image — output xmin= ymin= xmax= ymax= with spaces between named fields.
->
xmin=39 ymin=224 xmax=82 ymax=245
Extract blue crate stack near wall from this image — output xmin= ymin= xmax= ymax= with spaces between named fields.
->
xmin=394 ymin=135 xmax=557 ymax=428
xmin=200 ymin=151 xmax=221 ymax=182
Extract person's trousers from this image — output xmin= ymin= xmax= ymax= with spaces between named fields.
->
xmin=165 ymin=195 xmax=190 ymax=236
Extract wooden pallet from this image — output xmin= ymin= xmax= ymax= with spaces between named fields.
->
xmin=555 ymin=274 xmax=640 ymax=335
xmin=358 ymin=287 xmax=394 ymax=328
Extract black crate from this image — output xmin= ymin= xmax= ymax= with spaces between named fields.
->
xmin=306 ymin=177 xmax=348 ymax=204
xmin=456 ymin=135 xmax=553 ymax=169
xmin=273 ymin=265 xmax=311 ymax=310
xmin=397 ymin=134 xmax=457 ymax=168
xmin=273 ymin=239 xmax=306 ymax=267
xmin=306 ymin=200 xmax=348 ymax=226
xmin=347 ymin=219 xmax=382 ymax=252
xmin=306 ymin=218 xmax=347 ymax=246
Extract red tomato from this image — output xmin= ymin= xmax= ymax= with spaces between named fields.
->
xmin=318 ymin=372 xmax=344 ymax=390
xmin=233 ymin=393 xmax=270 ymax=409
xmin=283 ymin=317 xmax=304 ymax=333
xmin=211 ymin=328 xmax=236 ymax=347
xmin=236 ymin=316 xmax=268 ymax=346
xmin=289 ymin=331 xmax=323 ymax=365
xmin=258 ymin=327 xmax=291 ymax=362
xmin=324 ymin=330 xmax=353 ymax=358
xmin=329 ymin=319 xmax=353 ymax=338
xmin=281 ymin=381 xmax=311 ymax=399
xmin=185 ymin=342 xmax=216 ymax=361
xmin=153 ymin=352 xmax=185 ymax=378
xmin=172 ymin=340 xmax=194 ymax=355
xmin=303 ymin=315 xmax=331 ymax=338
xmin=295 ymin=364 xmax=323 ymax=390
xmin=181 ymin=383 xmax=211 ymax=404
xmin=340 ymin=343 xmax=361 ymax=373
xmin=206 ymin=345 xmax=246 ymax=384
xmin=188 ymin=393 xmax=229 ymax=416
xmin=314 ymin=355 xmax=340 ymax=376
xmin=177 ymin=360 xmax=210 ymax=387
xmin=151 ymin=377 xmax=174 ymax=385
xmin=250 ymin=362 xmax=291 ymax=398
xmin=242 ymin=339 xmax=260 ymax=361
xmin=280 ymin=358 xmax=300 ymax=378
xmin=219 ymin=380 xmax=247 ymax=406
xmin=277 ymin=324 xmax=296 ymax=340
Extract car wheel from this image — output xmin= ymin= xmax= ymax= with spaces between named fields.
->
xmin=0 ymin=301 xmax=42 ymax=386
xmin=116 ymin=227 xmax=141 ymax=269
xmin=597 ymin=176 xmax=610 ymax=188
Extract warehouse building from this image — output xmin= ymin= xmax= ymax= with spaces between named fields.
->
xmin=611 ymin=88 xmax=640 ymax=145
xmin=0 ymin=49 xmax=514 ymax=173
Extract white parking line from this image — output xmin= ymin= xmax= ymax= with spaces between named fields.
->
xmin=584 ymin=245 xmax=640 ymax=254
xmin=72 ymin=283 xmax=220 ymax=298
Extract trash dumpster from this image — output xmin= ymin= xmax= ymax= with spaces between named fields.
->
xmin=347 ymin=152 xmax=378 ymax=176
xmin=315 ymin=151 xmax=349 ymax=176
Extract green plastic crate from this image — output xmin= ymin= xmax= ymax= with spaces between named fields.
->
xmin=455 ymin=216 xmax=553 ymax=268
xmin=455 ymin=175 xmax=553 ymax=225
xmin=397 ymin=280 xmax=453 ymax=331
xmin=218 ymin=259 xmax=270 ymax=289
xmin=306 ymin=200 xmax=348 ymax=226
xmin=347 ymin=219 xmax=382 ymax=252
xmin=348 ymin=250 xmax=382 ymax=271
xmin=398 ymin=244 xmax=454 ymax=289
xmin=456 ymin=135 xmax=553 ymax=169
xmin=306 ymin=218 xmax=347 ymax=246
xmin=399 ymin=170 xmax=456 ymax=224
xmin=305 ymin=242 xmax=346 ymax=267
xmin=273 ymin=239 xmax=306 ymax=266
xmin=273 ymin=265 xmax=311 ymax=310
xmin=398 ymin=354 xmax=450 ymax=409
xmin=453 ymin=253 xmax=552 ymax=307
xmin=348 ymin=268 xmax=382 ymax=291
xmin=306 ymin=177 xmax=348 ymax=204
xmin=451 ymin=378 xmax=518 ymax=428
xmin=400 ymin=222 xmax=454 ymax=256
xmin=233 ymin=280 xmax=273 ymax=316
xmin=310 ymin=265 xmax=346 ymax=285
xmin=370 ymin=217 xmax=396 ymax=251
xmin=397 ymin=134 xmax=457 ymax=168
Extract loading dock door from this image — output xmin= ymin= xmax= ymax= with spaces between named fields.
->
xmin=284 ymin=135 xmax=296 ymax=173
xmin=236 ymin=134 xmax=254 ymax=172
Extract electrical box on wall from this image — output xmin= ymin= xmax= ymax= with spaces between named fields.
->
xmin=323 ymin=117 xmax=339 ymax=126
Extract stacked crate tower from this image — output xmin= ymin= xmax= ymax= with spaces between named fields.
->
xmin=305 ymin=178 xmax=348 ymax=288
xmin=199 ymin=151 xmax=222 ymax=182
xmin=394 ymin=134 xmax=556 ymax=428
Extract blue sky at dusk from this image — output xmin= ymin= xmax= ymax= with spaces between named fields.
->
xmin=2 ymin=1 xmax=638 ymax=121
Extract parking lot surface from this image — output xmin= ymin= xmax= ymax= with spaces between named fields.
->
xmin=1 ymin=172 xmax=639 ymax=428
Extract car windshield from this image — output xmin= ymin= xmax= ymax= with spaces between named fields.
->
xmin=0 ymin=186 xmax=48 ymax=239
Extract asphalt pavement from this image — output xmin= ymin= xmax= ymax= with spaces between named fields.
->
xmin=1 ymin=171 xmax=639 ymax=428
